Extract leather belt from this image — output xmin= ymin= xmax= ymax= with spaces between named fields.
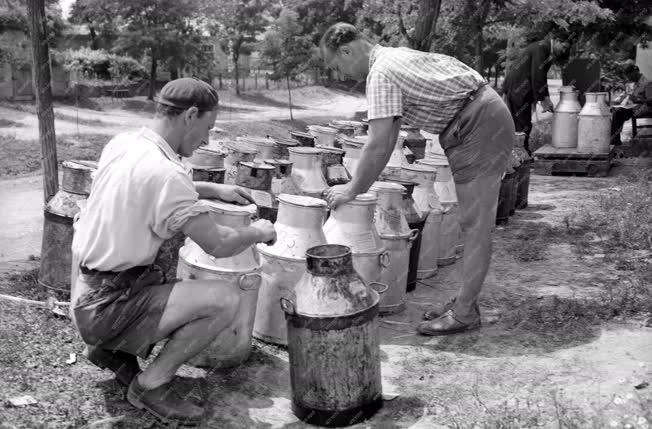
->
xmin=441 ymin=82 xmax=489 ymax=135
xmin=79 ymin=265 xmax=148 ymax=277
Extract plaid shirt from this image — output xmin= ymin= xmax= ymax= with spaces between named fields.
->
xmin=366 ymin=45 xmax=486 ymax=133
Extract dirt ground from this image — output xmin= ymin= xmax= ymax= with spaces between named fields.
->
xmin=0 ymin=87 xmax=650 ymax=428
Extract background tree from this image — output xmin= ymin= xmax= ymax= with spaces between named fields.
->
xmin=261 ymin=8 xmax=313 ymax=119
xmin=203 ymin=0 xmax=269 ymax=95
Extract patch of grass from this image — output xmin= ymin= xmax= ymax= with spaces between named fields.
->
xmin=504 ymin=221 xmax=562 ymax=262
xmin=0 ymin=266 xmax=68 ymax=301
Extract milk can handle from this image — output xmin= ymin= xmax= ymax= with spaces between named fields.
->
xmin=379 ymin=251 xmax=390 ymax=268
xmin=369 ymin=282 xmax=389 ymax=295
xmin=280 ymin=297 xmax=296 ymax=315
xmin=408 ymin=228 xmax=420 ymax=242
xmin=237 ymin=273 xmax=262 ymax=291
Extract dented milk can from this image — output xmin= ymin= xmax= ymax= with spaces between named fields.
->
xmin=552 ymin=86 xmax=581 ymax=148
xmin=369 ymin=182 xmax=418 ymax=314
xmin=237 ymin=136 xmax=277 ymax=162
xmin=224 ymin=141 xmax=258 ymax=184
xmin=341 ymin=135 xmax=366 ymax=177
xmin=316 ymin=145 xmax=351 ymax=186
xmin=383 ymin=179 xmax=425 ymax=292
xmin=177 ymin=201 xmax=262 ymax=368
xmin=235 ymin=161 xmax=278 ymax=222
xmin=308 ymin=125 xmax=338 ymax=148
xmin=577 ymin=92 xmax=612 ymax=154
xmin=402 ymin=164 xmax=440 ymax=279
xmin=269 ymin=136 xmax=299 ymax=160
xmin=187 ymin=146 xmax=226 ymax=184
xmin=288 ymin=147 xmax=328 ymax=198
xmin=264 ymin=158 xmax=297 ymax=196
xmin=254 ymin=194 xmax=328 ymax=345
xmin=323 ymin=193 xmax=389 ymax=289
xmin=40 ymin=160 xmax=97 ymax=293
xmin=281 ymin=244 xmax=384 ymax=427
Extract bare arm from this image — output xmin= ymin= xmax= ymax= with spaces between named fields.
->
xmin=181 ymin=212 xmax=273 ymax=258
xmin=348 ymin=116 xmax=402 ymax=194
xmin=194 ymin=182 xmax=255 ymax=205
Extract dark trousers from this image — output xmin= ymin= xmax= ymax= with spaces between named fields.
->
xmin=611 ymin=108 xmax=635 ymax=145
xmin=505 ymin=95 xmax=533 ymax=153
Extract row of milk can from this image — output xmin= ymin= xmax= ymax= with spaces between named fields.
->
xmin=497 ymin=132 xmax=532 ymax=225
xmin=552 ymin=86 xmax=612 ymax=153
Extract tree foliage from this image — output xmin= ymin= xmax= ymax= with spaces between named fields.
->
xmin=261 ymin=8 xmax=312 ymax=80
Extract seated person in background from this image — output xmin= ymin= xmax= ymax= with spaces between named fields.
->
xmin=70 ymin=78 xmax=276 ymax=426
xmin=611 ymin=62 xmax=651 ymax=145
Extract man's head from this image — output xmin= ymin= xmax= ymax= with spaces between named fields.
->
xmin=320 ymin=23 xmax=373 ymax=81
xmin=154 ymin=78 xmax=219 ymax=157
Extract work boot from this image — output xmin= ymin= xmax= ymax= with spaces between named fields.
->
xmin=422 ymin=298 xmax=481 ymax=321
xmin=127 ymin=375 xmax=204 ymax=426
xmin=417 ymin=309 xmax=481 ymax=336
xmin=85 ymin=346 xmax=140 ymax=387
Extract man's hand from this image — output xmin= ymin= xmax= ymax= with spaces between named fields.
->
xmin=324 ymin=184 xmax=356 ymax=209
xmin=540 ymin=97 xmax=555 ymax=113
xmin=251 ymin=219 xmax=276 ymax=245
xmin=214 ymin=184 xmax=255 ymax=205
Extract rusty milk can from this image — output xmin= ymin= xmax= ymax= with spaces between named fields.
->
xmin=224 ymin=141 xmax=258 ymax=185
xmin=316 ymin=145 xmax=351 ymax=186
xmin=369 ymin=182 xmax=419 ymax=314
xmin=288 ymin=147 xmax=328 ymax=198
xmin=41 ymin=160 xmax=97 ymax=293
xmin=577 ymin=92 xmax=612 ymax=154
xmin=401 ymin=164 xmax=441 ymax=279
xmin=269 ymin=136 xmax=299 ymax=159
xmin=323 ymin=193 xmax=390 ymax=289
xmin=290 ymin=130 xmax=316 ymax=147
xmin=281 ymin=244 xmax=384 ymax=427
xmin=552 ymin=85 xmax=581 ymax=148
xmin=253 ymin=194 xmax=328 ymax=345
xmin=186 ymin=146 xmax=226 ymax=184
xmin=402 ymin=124 xmax=427 ymax=160
xmin=235 ymin=161 xmax=277 ymax=222
xmin=177 ymin=200 xmax=261 ymax=368
xmin=237 ymin=136 xmax=277 ymax=163
xmin=264 ymin=158 xmax=297 ymax=196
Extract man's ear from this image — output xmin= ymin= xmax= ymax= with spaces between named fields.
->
xmin=340 ymin=45 xmax=352 ymax=57
xmin=184 ymin=106 xmax=199 ymax=125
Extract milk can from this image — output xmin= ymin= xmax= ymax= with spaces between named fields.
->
xmin=281 ymin=244 xmax=384 ymax=427
xmin=382 ymin=131 xmax=409 ymax=178
xmin=369 ymin=182 xmax=418 ymax=314
xmin=237 ymin=136 xmax=276 ymax=162
xmin=177 ymin=201 xmax=262 ymax=368
xmin=316 ymin=145 xmax=350 ymax=186
xmin=402 ymin=125 xmax=427 ymax=160
xmin=552 ymin=86 xmax=581 ymax=148
xmin=577 ymin=92 xmax=612 ymax=154
xmin=329 ymin=120 xmax=364 ymax=137
xmin=290 ymin=131 xmax=315 ymax=147
xmin=40 ymin=160 xmax=97 ymax=293
xmin=308 ymin=125 xmax=338 ymax=148
xmin=383 ymin=179 xmax=425 ymax=292
xmin=254 ymin=194 xmax=328 ymax=345
xmin=288 ymin=147 xmax=328 ymax=198
xmin=341 ymin=136 xmax=366 ymax=177
xmin=401 ymin=164 xmax=440 ymax=279
xmin=514 ymin=132 xmax=532 ymax=209
xmin=496 ymin=166 xmax=516 ymax=225
xmin=323 ymin=193 xmax=390 ymax=288
xmin=224 ymin=141 xmax=258 ymax=184
xmin=263 ymin=158 xmax=297 ymax=196
xmin=235 ymin=161 xmax=277 ymax=222
xmin=269 ymin=136 xmax=299 ymax=160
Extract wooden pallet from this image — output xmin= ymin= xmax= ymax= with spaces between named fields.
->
xmin=533 ymin=144 xmax=613 ymax=177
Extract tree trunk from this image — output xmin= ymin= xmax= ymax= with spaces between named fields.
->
xmin=27 ymin=0 xmax=58 ymax=202
xmin=286 ymin=74 xmax=293 ymax=121
xmin=89 ymin=26 xmax=98 ymax=50
xmin=475 ymin=28 xmax=484 ymax=73
xmin=233 ymin=47 xmax=240 ymax=96
xmin=170 ymin=67 xmax=178 ymax=80
xmin=218 ymin=73 xmax=223 ymax=90
xmin=398 ymin=0 xmax=442 ymax=52
xmin=148 ymin=53 xmax=157 ymax=101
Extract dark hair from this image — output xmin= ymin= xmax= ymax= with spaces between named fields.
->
xmin=320 ymin=23 xmax=362 ymax=53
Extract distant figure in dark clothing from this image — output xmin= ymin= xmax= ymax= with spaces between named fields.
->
xmin=503 ymin=38 xmax=571 ymax=152
xmin=611 ymin=62 xmax=651 ymax=145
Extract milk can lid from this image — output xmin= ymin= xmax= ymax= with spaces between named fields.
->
xmin=370 ymin=181 xmax=405 ymax=193
xmin=240 ymin=161 xmax=275 ymax=170
xmin=225 ymin=141 xmax=258 ymax=154
xmin=263 ymin=158 xmax=292 ymax=166
xmin=63 ymin=160 xmax=98 ymax=171
xmin=202 ymin=199 xmax=257 ymax=216
xmin=402 ymin=163 xmax=436 ymax=173
xmin=315 ymin=145 xmax=345 ymax=154
xmin=418 ymin=158 xmax=449 ymax=167
xmin=278 ymin=193 xmax=327 ymax=208
xmin=288 ymin=146 xmax=324 ymax=155
xmin=307 ymin=125 xmax=338 ymax=134
xmin=236 ymin=136 xmax=275 ymax=147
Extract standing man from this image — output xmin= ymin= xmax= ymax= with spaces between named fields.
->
xmin=320 ymin=23 xmax=514 ymax=336
xmin=70 ymin=78 xmax=276 ymax=425
xmin=503 ymin=36 xmax=571 ymax=152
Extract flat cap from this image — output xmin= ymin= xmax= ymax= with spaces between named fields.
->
xmin=156 ymin=77 xmax=219 ymax=111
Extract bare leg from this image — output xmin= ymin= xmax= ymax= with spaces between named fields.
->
xmin=137 ymin=280 xmax=239 ymax=390
xmin=451 ymin=173 xmax=501 ymax=322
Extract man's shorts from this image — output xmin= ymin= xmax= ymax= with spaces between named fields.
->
xmin=73 ymin=265 xmax=175 ymax=359
xmin=439 ymin=85 xmax=515 ymax=184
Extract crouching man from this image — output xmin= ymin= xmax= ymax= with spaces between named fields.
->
xmin=70 ymin=78 xmax=276 ymax=425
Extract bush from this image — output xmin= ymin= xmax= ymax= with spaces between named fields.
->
xmin=54 ymin=48 xmax=147 ymax=83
